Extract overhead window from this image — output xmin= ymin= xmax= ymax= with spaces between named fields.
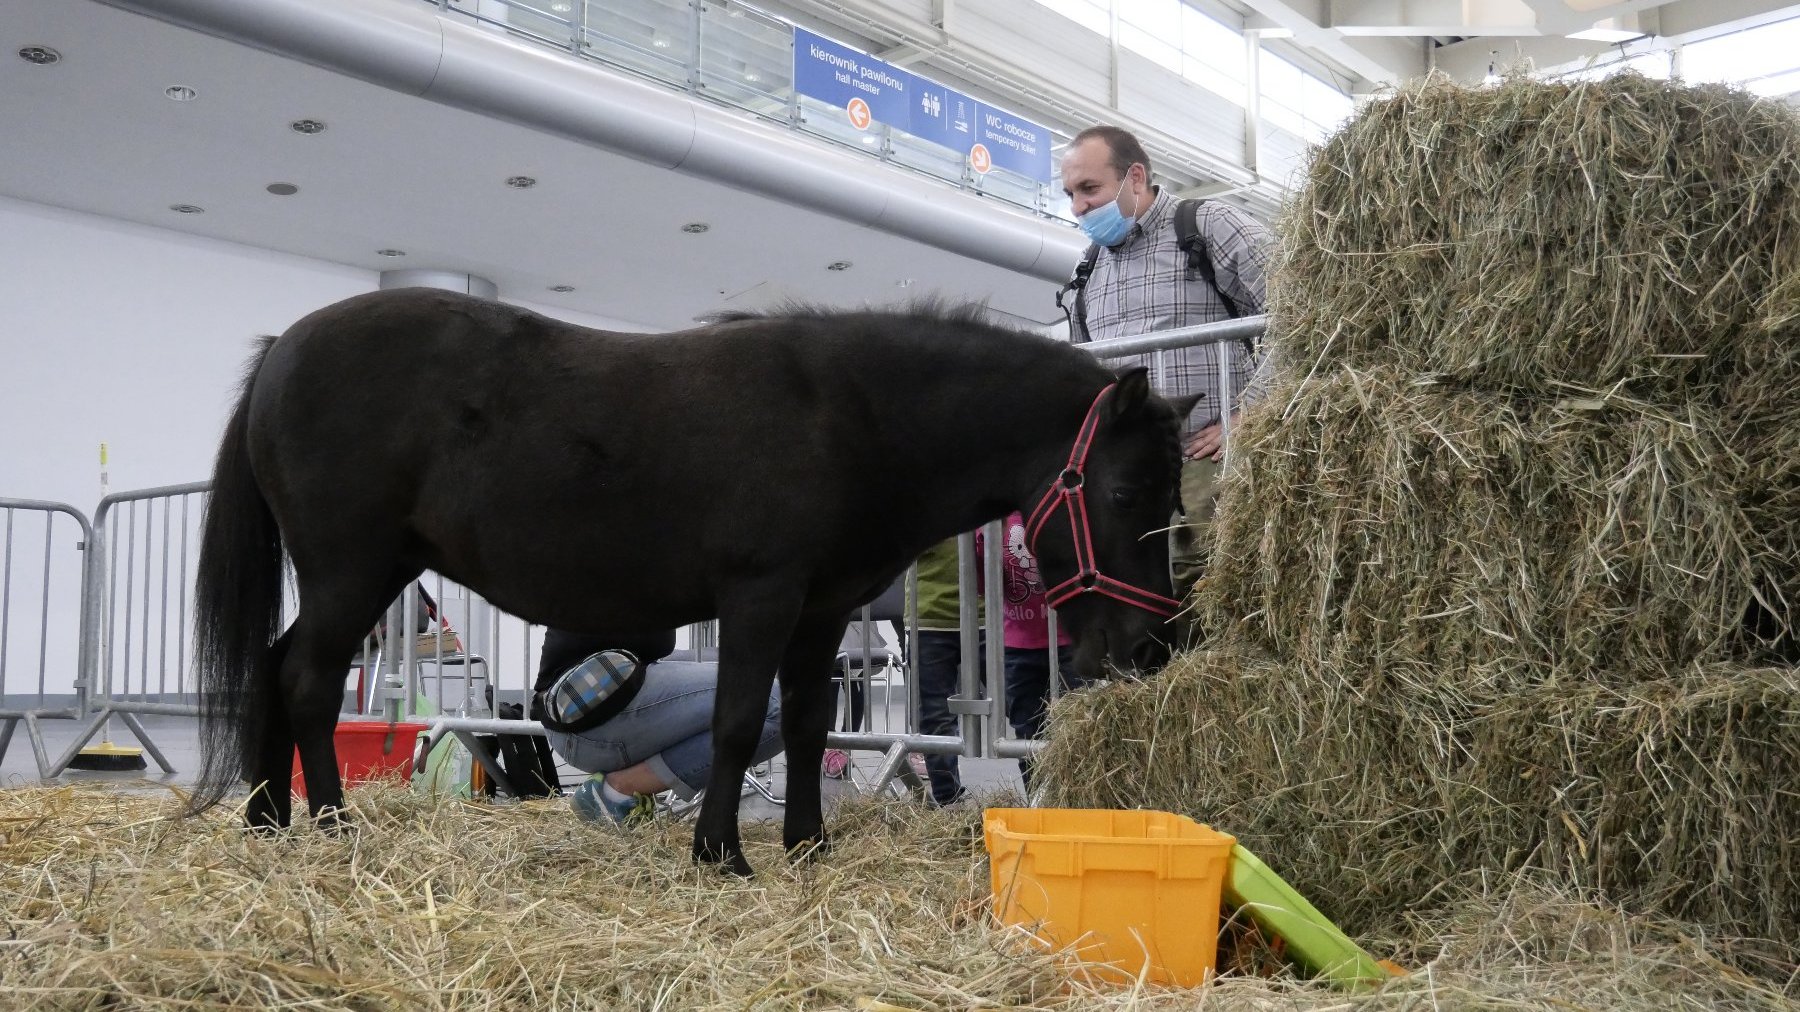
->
xmin=1030 ymin=0 xmax=1109 ymax=36
xmin=1683 ymin=16 xmax=1800 ymax=98
xmin=1260 ymin=51 xmax=1353 ymax=142
xmin=1181 ymin=6 xmax=1247 ymax=106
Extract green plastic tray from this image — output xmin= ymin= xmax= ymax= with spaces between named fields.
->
xmin=1223 ymin=844 xmax=1399 ymax=990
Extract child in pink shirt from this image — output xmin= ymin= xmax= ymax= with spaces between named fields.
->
xmin=993 ymin=513 xmax=1083 ymax=791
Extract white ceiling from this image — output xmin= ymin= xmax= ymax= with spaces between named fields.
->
xmin=1 ymin=0 xmax=1070 ymax=331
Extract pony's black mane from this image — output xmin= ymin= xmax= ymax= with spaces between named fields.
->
xmin=702 ymin=297 xmax=1015 ymax=337
xmin=709 ymin=297 xmax=1187 ymax=497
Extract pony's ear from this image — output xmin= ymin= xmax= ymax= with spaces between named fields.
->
xmin=1165 ymin=391 xmax=1205 ymax=423
xmin=1110 ymin=367 xmax=1151 ymax=419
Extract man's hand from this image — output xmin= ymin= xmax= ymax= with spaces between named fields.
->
xmin=1183 ymin=410 xmax=1241 ymax=462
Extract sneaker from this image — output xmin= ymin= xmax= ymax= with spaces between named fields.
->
xmin=570 ymin=776 xmax=655 ymax=827
xmin=822 ymin=748 xmax=850 ymax=779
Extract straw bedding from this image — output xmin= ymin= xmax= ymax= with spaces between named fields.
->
xmin=2 ymin=783 xmax=1795 ymax=1009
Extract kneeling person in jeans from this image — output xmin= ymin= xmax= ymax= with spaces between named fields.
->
xmin=533 ymin=627 xmax=783 ymax=826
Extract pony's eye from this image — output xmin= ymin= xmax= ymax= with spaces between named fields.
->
xmin=1111 ymin=488 xmax=1141 ymax=510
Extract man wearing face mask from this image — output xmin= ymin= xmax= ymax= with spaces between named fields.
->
xmin=1056 ymin=124 xmax=1274 ymax=612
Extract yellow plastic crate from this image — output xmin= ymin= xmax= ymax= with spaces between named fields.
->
xmin=984 ymin=808 xmax=1236 ymax=987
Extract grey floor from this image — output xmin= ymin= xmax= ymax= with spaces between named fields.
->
xmin=0 ymin=706 xmax=1030 ymax=820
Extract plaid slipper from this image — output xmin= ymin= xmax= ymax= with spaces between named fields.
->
xmin=542 ymin=649 xmax=641 ymax=728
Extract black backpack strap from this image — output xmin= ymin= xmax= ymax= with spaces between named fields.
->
xmin=1175 ymin=198 xmax=1254 ymax=357
xmin=1055 ymin=243 xmax=1101 ymax=343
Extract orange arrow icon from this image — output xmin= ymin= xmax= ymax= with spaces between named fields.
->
xmin=847 ymin=97 xmax=872 ymax=130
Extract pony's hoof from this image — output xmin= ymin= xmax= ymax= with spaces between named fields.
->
xmin=244 ymin=807 xmax=290 ymax=834
xmin=785 ymin=831 xmax=832 ymax=863
xmin=312 ymin=807 xmax=357 ymax=836
xmin=244 ymin=791 xmax=291 ymax=832
xmin=692 ymin=838 xmax=756 ymax=878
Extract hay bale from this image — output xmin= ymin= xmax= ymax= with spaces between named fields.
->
xmin=1270 ymin=73 xmax=1800 ymax=396
xmin=1035 ymin=652 xmax=1800 ymax=963
xmin=1196 ymin=366 xmax=1792 ymax=680
xmin=2 ymin=784 xmax=1794 ymax=1008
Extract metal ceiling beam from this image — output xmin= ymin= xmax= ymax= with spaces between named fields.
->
xmin=1513 ymin=0 xmax=1673 ymax=34
xmin=1236 ymin=0 xmax=1429 ymax=81
xmin=1327 ymin=0 xmax=1541 ymax=36
xmin=1324 ymin=0 xmax=1678 ymax=37
xmin=1656 ymin=0 xmax=1800 ymax=37
xmin=1430 ymin=0 xmax=1797 ymax=80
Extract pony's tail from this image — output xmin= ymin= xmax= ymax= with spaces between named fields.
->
xmin=187 ymin=336 xmax=285 ymax=815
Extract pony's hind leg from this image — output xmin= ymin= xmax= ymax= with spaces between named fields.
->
xmin=776 ymin=610 xmax=854 ymax=861
xmin=243 ymin=632 xmax=294 ymax=831
xmin=284 ymin=569 xmax=419 ymax=828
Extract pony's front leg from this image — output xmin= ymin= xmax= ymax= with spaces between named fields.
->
xmin=694 ymin=589 xmax=801 ymax=877
xmin=776 ymin=611 xmax=854 ymax=860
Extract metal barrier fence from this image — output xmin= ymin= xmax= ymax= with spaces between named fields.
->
xmin=9 ymin=313 xmax=1266 ymax=797
xmin=0 ymin=498 xmax=95 ymax=778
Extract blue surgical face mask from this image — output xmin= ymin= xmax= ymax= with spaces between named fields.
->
xmin=1077 ymin=176 xmax=1135 ymax=247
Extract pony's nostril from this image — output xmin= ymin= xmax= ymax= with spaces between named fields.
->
xmin=1130 ymin=636 xmax=1171 ymax=673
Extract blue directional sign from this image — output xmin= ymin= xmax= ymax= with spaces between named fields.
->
xmin=793 ymin=29 xmax=912 ymax=129
xmin=792 ymin=28 xmax=1052 ymax=184
xmin=972 ymin=104 xmax=1053 ymax=181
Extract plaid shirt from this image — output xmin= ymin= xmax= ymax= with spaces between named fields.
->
xmin=1071 ymin=188 xmax=1273 ymax=427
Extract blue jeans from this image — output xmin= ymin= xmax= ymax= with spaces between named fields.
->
xmin=543 ymin=660 xmax=782 ymax=799
xmin=914 ymin=632 xmax=1082 ymax=803
xmin=915 ymin=631 xmax=979 ymax=806
xmin=1003 ymin=645 xmax=1082 ymax=792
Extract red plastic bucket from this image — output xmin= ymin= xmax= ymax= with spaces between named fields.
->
xmin=291 ymin=720 xmax=429 ymax=797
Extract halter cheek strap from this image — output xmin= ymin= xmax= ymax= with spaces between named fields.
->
xmin=1024 ymin=384 xmax=1183 ymax=619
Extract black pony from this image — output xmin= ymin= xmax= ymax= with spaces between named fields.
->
xmin=191 ymin=288 xmax=1193 ymax=875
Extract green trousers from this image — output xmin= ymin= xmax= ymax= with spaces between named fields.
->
xmin=1171 ymin=456 xmax=1224 ymax=642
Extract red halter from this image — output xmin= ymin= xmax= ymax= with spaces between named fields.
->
xmin=1024 ymin=384 xmax=1183 ymax=619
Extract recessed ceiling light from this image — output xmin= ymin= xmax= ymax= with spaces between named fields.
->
xmin=290 ymin=118 xmax=326 ymax=135
xmin=548 ymin=284 xmax=575 ymax=293
xmin=265 ymin=182 xmax=299 ymax=195
xmin=169 ymin=204 xmax=205 ymax=214
xmin=653 ymin=37 xmax=671 ymax=49
xmin=861 ymin=135 xmax=879 ymax=145
xmin=550 ymin=1 xmax=572 ymax=10
xmin=164 ymin=85 xmax=197 ymax=102
xmin=744 ymin=71 xmax=760 ymax=82
xmin=18 ymin=46 xmax=60 ymax=66
xmin=505 ymin=175 xmax=537 ymax=188
xmin=681 ymin=222 xmax=710 ymax=234
xmin=376 ymin=248 xmax=406 ymax=257
xmin=826 ymin=261 xmax=852 ymax=271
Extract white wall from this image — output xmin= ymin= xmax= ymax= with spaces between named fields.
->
xmin=0 ymin=195 xmax=658 ymax=701
xmin=1 ymin=197 xmax=376 ymax=507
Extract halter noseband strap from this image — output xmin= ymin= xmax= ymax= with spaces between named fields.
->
xmin=1024 ymin=383 xmax=1183 ymax=619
